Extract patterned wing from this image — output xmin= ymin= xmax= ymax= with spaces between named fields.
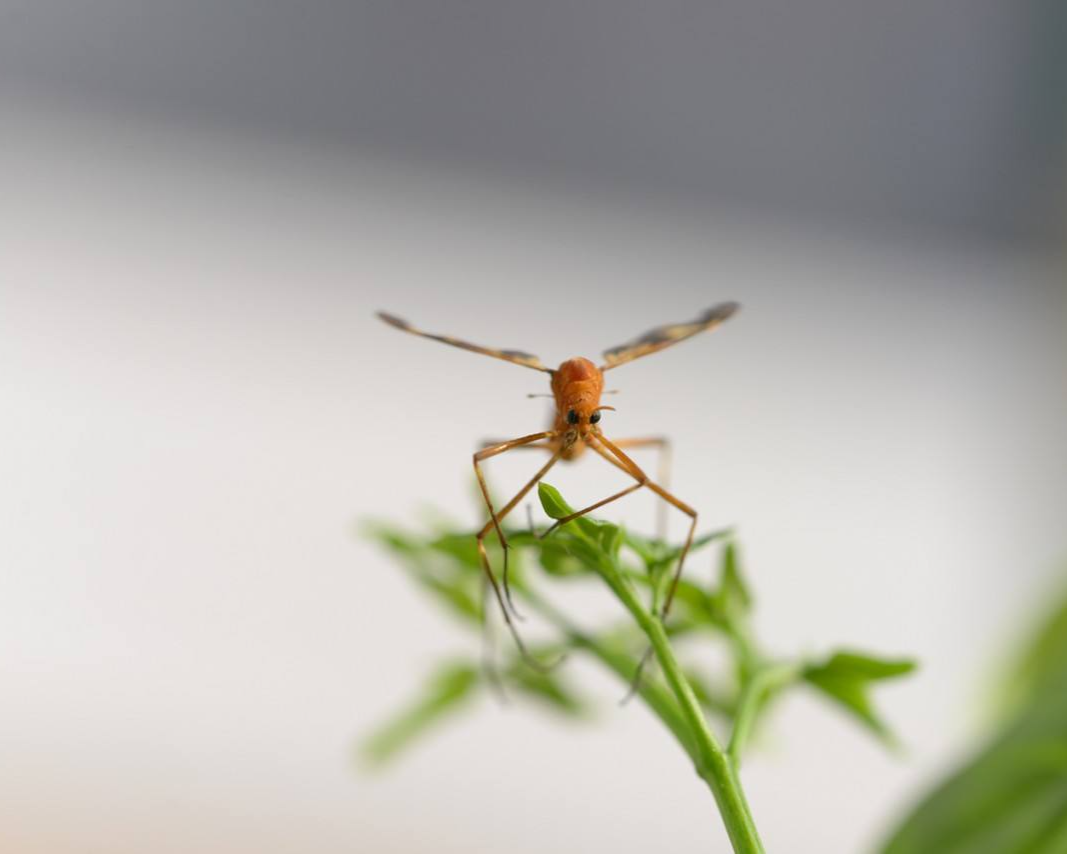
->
xmin=600 ymin=302 xmax=740 ymax=370
xmin=377 ymin=312 xmax=551 ymax=372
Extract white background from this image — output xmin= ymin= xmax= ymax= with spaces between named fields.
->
xmin=2 ymin=99 xmax=1065 ymax=852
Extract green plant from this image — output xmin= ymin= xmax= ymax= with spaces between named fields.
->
xmin=881 ymin=580 xmax=1067 ymax=853
xmin=363 ymin=484 xmax=916 ymax=853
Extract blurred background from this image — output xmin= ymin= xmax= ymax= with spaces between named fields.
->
xmin=1 ymin=2 xmax=1065 ymax=852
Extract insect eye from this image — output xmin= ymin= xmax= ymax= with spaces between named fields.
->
xmin=566 ymin=409 xmax=579 ymax=425
xmin=589 ymin=411 xmax=601 ymax=424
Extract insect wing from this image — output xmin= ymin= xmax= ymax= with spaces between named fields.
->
xmin=600 ymin=302 xmax=739 ymax=370
xmin=377 ymin=312 xmax=550 ymax=372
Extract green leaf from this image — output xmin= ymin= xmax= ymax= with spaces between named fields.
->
xmin=597 ymin=521 xmax=624 ymax=559
xmin=803 ymin=650 xmax=917 ymax=743
xmin=882 ymin=581 xmax=1067 ymax=854
xmin=631 ymin=528 xmax=731 ymax=579
xmin=669 ymin=528 xmax=734 ymax=565
xmin=812 ymin=651 xmax=916 ymax=680
xmin=365 ymin=523 xmax=483 ymax=623
xmin=707 ymin=540 xmax=754 ymax=628
xmin=560 ymin=534 xmax=606 ymax=570
xmin=538 ymin=538 xmax=588 ymax=577
xmin=999 ymin=581 xmax=1067 ymax=718
xmin=504 ymin=529 xmax=540 ymax=548
xmin=883 ymin=671 xmax=1067 ymax=853
xmin=427 ymin=531 xmax=482 ymax=571
xmin=664 ymin=577 xmax=718 ymax=623
xmin=683 ymin=667 xmax=736 ymax=718
xmin=622 ymin=529 xmax=660 ymax=565
xmin=538 ymin=482 xmax=599 ymax=538
xmin=625 ymin=570 xmax=728 ymax=631
xmin=538 ymin=481 xmax=573 ymax=520
xmin=362 ymin=521 xmax=421 ymax=557
xmin=421 ymin=576 xmax=483 ymax=621
xmin=360 ymin=663 xmax=480 ymax=766
xmin=507 ymin=665 xmax=591 ymax=718
xmin=721 ymin=541 xmax=752 ymax=609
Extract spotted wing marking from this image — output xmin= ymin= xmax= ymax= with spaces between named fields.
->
xmin=377 ymin=312 xmax=551 ymax=372
xmin=600 ymin=302 xmax=740 ymax=370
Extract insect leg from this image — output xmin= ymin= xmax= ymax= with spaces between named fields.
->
xmin=480 ymin=575 xmax=508 ymax=703
xmin=537 ymin=436 xmax=668 ymax=539
xmin=611 ymin=437 xmax=672 ymax=541
xmin=474 ymin=433 xmax=563 ymax=668
xmin=591 ymin=434 xmax=697 ymax=619
xmin=587 ymin=435 xmax=698 ymax=698
xmin=478 ymin=446 xmax=563 ymax=619
xmin=479 ymin=439 xmax=554 ymax=451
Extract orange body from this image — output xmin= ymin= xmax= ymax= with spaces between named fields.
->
xmin=550 ymin=357 xmax=605 ymax=460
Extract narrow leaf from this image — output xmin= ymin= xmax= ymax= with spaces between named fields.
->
xmin=597 ymin=521 xmax=624 ymax=559
xmin=507 ymin=666 xmax=591 ymax=718
xmin=804 ymin=650 xmax=917 ymax=743
xmin=711 ymin=540 xmax=752 ymax=620
xmin=623 ymin=529 xmax=660 ymax=565
xmin=537 ymin=482 xmax=599 ymax=537
xmin=538 ymin=482 xmax=573 ymax=520
xmin=999 ymin=581 xmax=1067 ymax=718
xmin=366 ymin=525 xmax=482 ymax=624
xmin=428 ymin=532 xmax=482 ymax=571
xmin=360 ymin=663 xmax=480 ymax=766
xmin=538 ymin=538 xmax=589 ymax=577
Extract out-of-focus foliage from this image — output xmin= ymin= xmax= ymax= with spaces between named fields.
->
xmin=361 ymin=662 xmax=480 ymax=766
xmin=361 ymin=483 xmax=915 ymax=771
xmin=882 ymin=580 xmax=1067 ymax=853
xmin=999 ymin=585 xmax=1067 ymax=721
xmin=803 ymin=652 xmax=916 ymax=745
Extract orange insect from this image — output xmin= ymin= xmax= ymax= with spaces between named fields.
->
xmin=377 ymin=304 xmax=739 ymax=669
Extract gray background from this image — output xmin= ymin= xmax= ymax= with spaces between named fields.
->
xmin=1 ymin=1 xmax=1064 ymax=242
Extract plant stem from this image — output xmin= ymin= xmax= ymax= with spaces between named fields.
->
xmin=727 ymin=662 xmax=801 ymax=767
xmin=524 ymin=589 xmax=699 ymax=763
xmin=597 ymin=561 xmax=765 ymax=853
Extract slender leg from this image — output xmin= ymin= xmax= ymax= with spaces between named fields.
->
xmin=478 ymin=448 xmax=562 ymax=617
xmin=585 ymin=434 xmax=697 ymax=699
xmin=484 ymin=435 xmax=670 ymax=537
xmin=612 ymin=437 xmax=672 ymax=541
xmin=479 ymin=439 xmax=553 ymax=451
xmin=474 ymin=432 xmax=556 ymax=587
xmin=482 ymin=436 xmax=666 ymax=536
xmin=590 ymin=434 xmax=697 ymax=619
xmin=480 ymin=576 xmax=507 ymax=703
xmin=473 ymin=432 xmax=563 ymax=669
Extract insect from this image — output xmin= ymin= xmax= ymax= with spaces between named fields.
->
xmin=377 ymin=304 xmax=739 ymax=672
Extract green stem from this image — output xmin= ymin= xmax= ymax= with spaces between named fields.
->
xmin=597 ymin=563 xmax=764 ymax=854
xmin=524 ymin=590 xmax=699 ymax=763
xmin=727 ymin=662 xmax=801 ymax=766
